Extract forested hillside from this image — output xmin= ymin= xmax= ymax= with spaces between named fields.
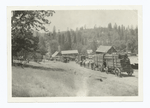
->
xmin=35 ymin=23 xmax=138 ymax=56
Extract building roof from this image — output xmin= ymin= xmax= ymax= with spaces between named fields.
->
xmin=61 ymin=50 xmax=78 ymax=55
xmin=52 ymin=51 xmax=59 ymax=57
xmin=96 ymin=45 xmax=116 ymax=53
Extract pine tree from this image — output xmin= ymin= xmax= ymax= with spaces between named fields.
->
xmin=113 ymin=23 xmax=117 ymax=30
xmin=108 ymin=23 xmax=112 ymax=31
xmin=67 ymin=30 xmax=72 ymax=49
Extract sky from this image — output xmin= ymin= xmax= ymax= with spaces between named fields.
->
xmin=45 ymin=10 xmax=138 ymax=32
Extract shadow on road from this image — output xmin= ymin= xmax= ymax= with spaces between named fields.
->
xmin=95 ymin=78 xmax=103 ymax=82
xmin=121 ymin=74 xmax=136 ymax=78
xmin=104 ymin=71 xmax=136 ymax=78
xmin=13 ymin=62 xmax=65 ymax=72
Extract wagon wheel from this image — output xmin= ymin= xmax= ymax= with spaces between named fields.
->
xmin=128 ymin=71 xmax=133 ymax=76
xmin=115 ymin=68 xmax=121 ymax=77
xmin=128 ymin=69 xmax=133 ymax=76
xmin=105 ymin=67 xmax=109 ymax=74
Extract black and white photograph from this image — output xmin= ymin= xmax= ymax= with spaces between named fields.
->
xmin=7 ymin=6 xmax=142 ymax=102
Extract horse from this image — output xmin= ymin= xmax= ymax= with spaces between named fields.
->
xmin=82 ymin=60 xmax=86 ymax=67
xmin=90 ymin=61 xmax=94 ymax=70
xmin=79 ymin=60 xmax=83 ymax=66
xmin=75 ymin=58 xmax=78 ymax=63
xmin=84 ymin=60 xmax=91 ymax=68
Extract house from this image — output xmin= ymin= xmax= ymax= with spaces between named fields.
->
xmin=61 ymin=50 xmax=79 ymax=60
xmin=96 ymin=45 xmax=117 ymax=54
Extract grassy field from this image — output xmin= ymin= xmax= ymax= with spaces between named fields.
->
xmin=12 ymin=61 xmax=138 ymax=97
xmin=12 ymin=63 xmax=77 ymax=97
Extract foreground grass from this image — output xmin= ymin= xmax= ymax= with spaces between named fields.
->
xmin=12 ymin=61 xmax=138 ymax=97
xmin=12 ymin=64 xmax=77 ymax=97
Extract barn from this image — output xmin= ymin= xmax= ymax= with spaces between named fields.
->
xmin=96 ymin=45 xmax=117 ymax=54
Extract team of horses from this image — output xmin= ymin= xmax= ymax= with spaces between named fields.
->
xmin=76 ymin=58 xmax=96 ymax=70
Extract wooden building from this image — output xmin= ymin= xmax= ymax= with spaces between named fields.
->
xmin=96 ymin=45 xmax=117 ymax=54
xmin=61 ymin=50 xmax=78 ymax=60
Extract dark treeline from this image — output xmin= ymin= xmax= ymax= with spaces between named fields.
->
xmin=36 ymin=23 xmax=138 ymax=56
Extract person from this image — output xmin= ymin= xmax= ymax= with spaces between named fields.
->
xmin=91 ymin=60 xmax=94 ymax=70
xmin=124 ymin=55 xmax=130 ymax=67
xmin=102 ymin=59 xmax=107 ymax=71
xmin=103 ymin=59 xmax=106 ymax=68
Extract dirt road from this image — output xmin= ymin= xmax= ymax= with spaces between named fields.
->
xmin=12 ymin=60 xmax=138 ymax=97
xmin=55 ymin=61 xmax=138 ymax=96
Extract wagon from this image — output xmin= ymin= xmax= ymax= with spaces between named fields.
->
xmin=61 ymin=56 xmax=70 ymax=63
xmin=92 ymin=53 xmax=133 ymax=77
xmin=92 ymin=54 xmax=104 ymax=71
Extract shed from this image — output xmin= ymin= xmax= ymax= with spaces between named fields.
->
xmin=61 ymin=50 xmax=78 ymax=60
xmin=96 ymin=45 xmax=117 ymax=54
xmin=61 ymin=50 xmax=78 ymax=55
